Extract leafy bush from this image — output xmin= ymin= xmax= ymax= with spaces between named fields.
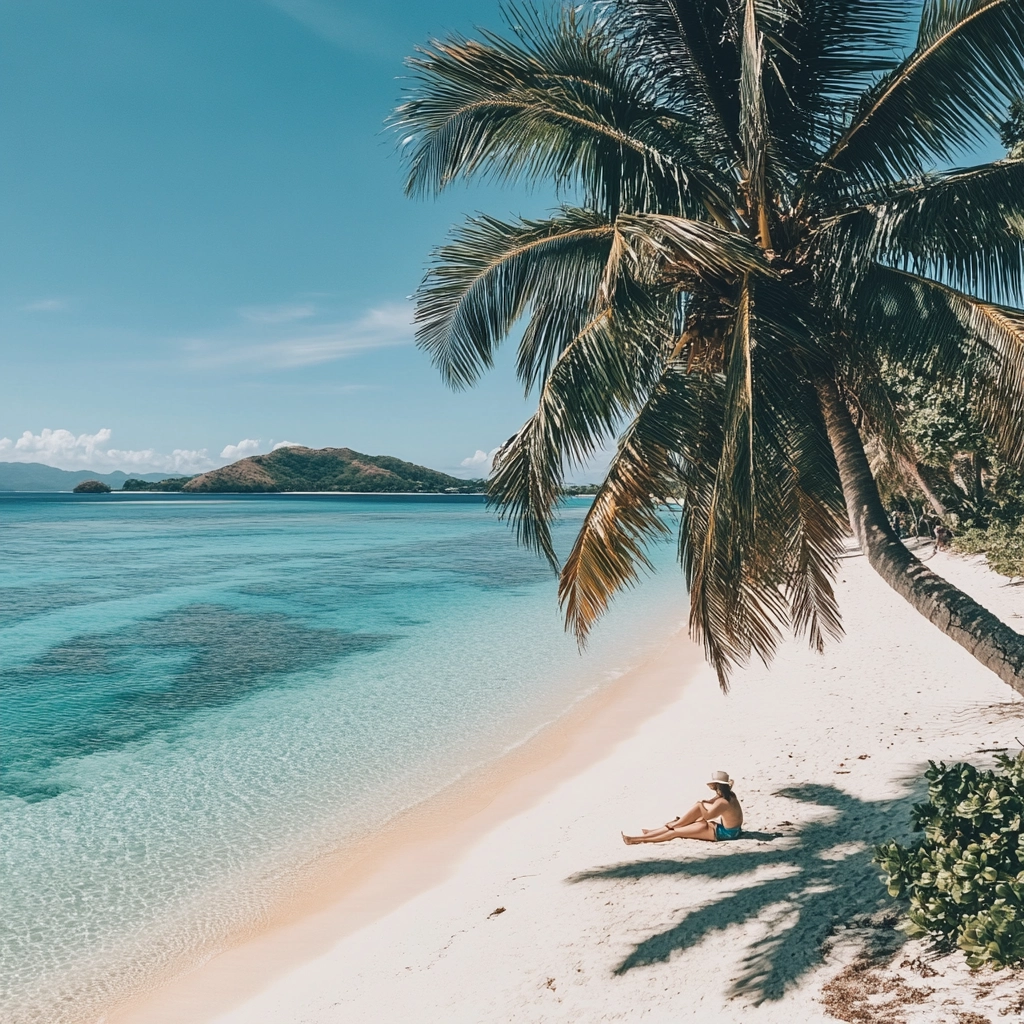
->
xmin=952 ymin=524 xmax=1024 ymax=578
xmin=876 ymin=755 xmax=1024 ymax=968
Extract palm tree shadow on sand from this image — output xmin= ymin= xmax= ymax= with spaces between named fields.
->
xmin=569 ymin=783 xmax=918 ymax=1003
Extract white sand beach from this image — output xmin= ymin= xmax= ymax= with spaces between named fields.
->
xmin=112 ymin=540 xmax=1024 ymax=1024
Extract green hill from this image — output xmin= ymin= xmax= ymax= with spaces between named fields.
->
xmin=179 ymin=446 xmax=482 ymax=494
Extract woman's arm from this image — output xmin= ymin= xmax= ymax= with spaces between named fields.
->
xmin=700 ymin=797 xmax=729 ymax=819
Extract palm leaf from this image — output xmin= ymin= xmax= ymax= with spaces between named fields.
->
xmin=416 ymin=207 xmax=775 ymax=391
xmin=684 ymin=276 xmax=844 ymax=685
xmin=809 ymin=0 xmax=1024 ymax=192
xmin=763 ymin=0 xmax=905 ymax=149
xmin=395 ymin=5 xmax=732 ymax=217
xmin=490 ymin=285 xmax=673 ymax=566
xmin=608 ymin=0 xmax=744 ymax=165
xmin=823 ymin=158 xmax=1024 ymax=304
xmin=415 ymin=208 xmax=615 ymax=388
xmin=559 ymin=359 xmax=712 ymax=642
xmin=740 ymin=0 xmax=773 ymax=246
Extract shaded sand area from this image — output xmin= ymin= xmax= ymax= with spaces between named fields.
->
xmin=114 ymin=540 xmax=1024 ymax=1024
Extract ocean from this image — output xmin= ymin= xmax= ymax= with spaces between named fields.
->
xmin=0 ymin=492 xmax=685 ymax=1024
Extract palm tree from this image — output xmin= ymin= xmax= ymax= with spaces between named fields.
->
xmin=394 ymin=1 xmax=1024 ymax=691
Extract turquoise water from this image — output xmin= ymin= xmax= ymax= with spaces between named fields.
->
xmin=0 ymin=493 xmax=684 ymax=1024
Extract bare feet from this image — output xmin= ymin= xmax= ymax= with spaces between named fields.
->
xmin=621 ymin=832 xmax=636 ymax=845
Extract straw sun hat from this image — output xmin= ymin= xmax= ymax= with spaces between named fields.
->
xmin=707 ymin=771 xmax=734 ymax=788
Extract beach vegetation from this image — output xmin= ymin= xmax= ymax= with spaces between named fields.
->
xmin=872 ymin=365 xmax=1024 ymax=573
xmin=952 ymin=524 xmax=1024 ymax=579
xmin=876 ymin=755 xmax=1024 ymax=968
xmin=1001 ymin=96 xmax=1024 ymax=158
xmin=873 ymin=365 xmax=1024 ymax=527
xmin=396 ymin=1 xmax=1024 ymax=690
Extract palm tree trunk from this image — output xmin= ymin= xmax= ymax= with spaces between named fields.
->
xmin=815 ymin=376 xmax=1024 ymax=694
xmin=899 ymin=455 xmax=947 ymax=518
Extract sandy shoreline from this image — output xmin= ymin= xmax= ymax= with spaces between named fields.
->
xmin=109 ymin=540 xmax=1024 ymax=1023
xmin=106 ymin=610 xmax=703 ymax=1024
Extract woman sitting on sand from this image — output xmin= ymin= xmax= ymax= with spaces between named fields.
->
xmin=622 ymin=771 xmax=742 ymax=844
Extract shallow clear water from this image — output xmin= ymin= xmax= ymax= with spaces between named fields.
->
xmin=0 ymin=493 xmax=685 ymax=1023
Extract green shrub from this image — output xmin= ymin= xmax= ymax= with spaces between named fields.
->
xmin=876 ymin=755 xmax=1024 ymax=968
xmin=951 ymin=523 xmax=1024 ymax=578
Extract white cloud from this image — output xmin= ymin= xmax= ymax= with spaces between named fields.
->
xmin=460 ymin=447 xmax=500 ymax=472
xmin=185 ymin=303 xmax=414 ymax=370
xmin=219 ymin=438 xmax=262 ymax=460
xmin=238 ymin=303 xmax=316 ymax=324
xmin=22 ymin=298 xmax=66 ymax=312
xmin=0 ymin=428 xmax=216 ymax=474
xmin=271 ymin=440 xmax=303 ymax=450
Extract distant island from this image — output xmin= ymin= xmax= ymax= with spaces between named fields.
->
xmin=0 ymin=450 xmax=602 ymax=495
xmin=125 ymin=446 xmax=485 ymax=494
xmin=121 ymin=476 xmax=195 ymax=492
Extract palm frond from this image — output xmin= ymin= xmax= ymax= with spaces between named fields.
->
xmin=764 ymin=0 xmax=905 ymax=145
xmin=617 ymin=212 xmax=775 ymax=282
xmin=416 ymin=207 xmax=775 ymax=392
xmin=608 ymin=0 xmax=744 ymax=165
xmin=490 ymin=286 xmax=674 ymax=566
xmin=740 ymin=0 xmax=773 ymax=246
xmin=822 ymin=158 xmax=1024 ymax=304
xmin=683 ymin=276 xmax=845 ymax=685
xmin=415 ymin=208 xmax=615 ymax=388
xmin=809 ymin=0 xmax=1024 ymax=192
xmin=394 ymin=5 xmax=732 ymax=217
xmin=559 ymin=359 xmax=712 ymax=642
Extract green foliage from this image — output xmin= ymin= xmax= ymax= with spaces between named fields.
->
xmin=876 ymin=362 xmax=1024 ymax=531
xmin=121 ymin=477 xmax=192 ymax=492
xmin=1000 ymin=97 xmax=1024 ymax=158
xmin=72 ymin=480 xmax=111 ymax=494
xmin=876 ymin=755 xmax=1024 ymax=968
xmin=953 ymin=523 xmax=1024 ymax=578
xmin=884 ymin=367 xmax=987 ymax=471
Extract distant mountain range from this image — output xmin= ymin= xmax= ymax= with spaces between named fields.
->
xmin=0 ymin=462 xmax=167 ymax=492
xmin=178 ymin=446 xmax=481 ymax=493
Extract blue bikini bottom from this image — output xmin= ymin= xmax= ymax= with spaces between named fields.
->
xmin=714 ymin=823 xmax=742 ymax=841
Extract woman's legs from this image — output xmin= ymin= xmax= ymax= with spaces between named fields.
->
xmin=622 ymin=821 xmax=716 ymax=844
xmin=642 ymin=801 xmax=707 ymax=834
xmin=675 ymin=802 xmax=707 ymax=827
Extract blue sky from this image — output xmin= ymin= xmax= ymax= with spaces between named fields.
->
xmin=0 ymin=0 xmax=559 ymax=477
xmin=0 ymin=2 xmax=1007 ymax=479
